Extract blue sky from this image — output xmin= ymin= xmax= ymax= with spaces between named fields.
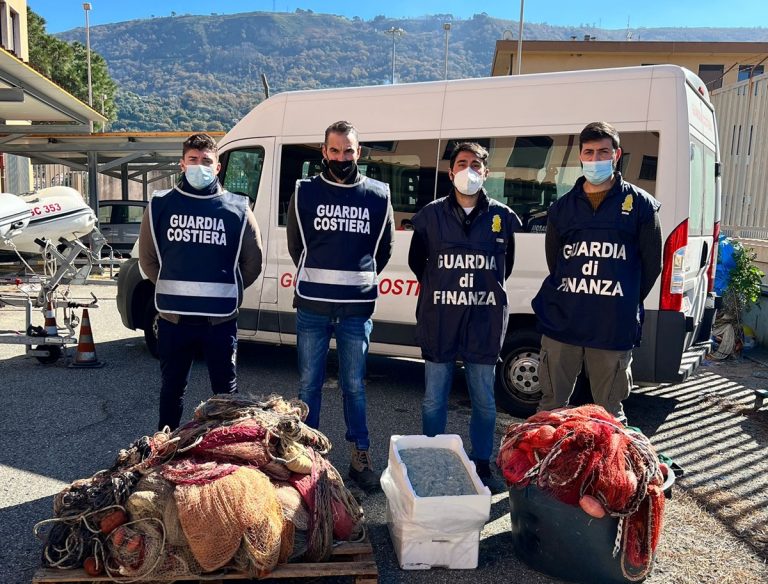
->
xmin=30 ymin=1 xmax=765 ymax=33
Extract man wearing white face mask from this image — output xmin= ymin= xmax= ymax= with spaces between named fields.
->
xmin=532 ymin=122 xmax=662 ymax=423
xmin=408 ymin=142 xmax=520 ymax=489
xmin=139 ymin=133 xmax=263 ymax=430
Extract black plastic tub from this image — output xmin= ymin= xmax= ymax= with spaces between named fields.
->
xmin=507 ymin=468 xmax=673 ymax=584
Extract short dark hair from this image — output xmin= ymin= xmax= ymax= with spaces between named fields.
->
xmin=449 ymin=142 xmax=489 ymax=169
xmin=182 ymin=133 xmax=218 ymax=157
xmin=324 ymin=120 xmax=359 ymax=145
xmin=579 ymin=122 xmax=620 ymax=151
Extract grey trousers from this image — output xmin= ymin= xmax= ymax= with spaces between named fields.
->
xmin=537 ymin=334 xmax=633 ymax=421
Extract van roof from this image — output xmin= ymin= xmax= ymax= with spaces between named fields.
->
xmin=220 ymin=65 xmax=699 ymax=147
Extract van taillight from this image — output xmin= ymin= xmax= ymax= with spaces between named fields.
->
xmin=660 ymin=219 xmax=689 ymax=311
xmin=706 ymin=221 xmax=720 ymax=293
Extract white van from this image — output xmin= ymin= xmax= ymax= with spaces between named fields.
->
xmin=117 ymin=64 xmax=720 ymax=416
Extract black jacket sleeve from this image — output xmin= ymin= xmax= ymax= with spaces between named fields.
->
xmin=286 ymin=191 xmax=303 ymax=268
xmin=544 ymin=220 xmax=560 ymax=275
xmin=639 ymin=211 xmax=663 ymax=302
xmin=375 ymin=204 xmax=395 ymax=274
xmin=408 ymin=229 xmax=429 ymax=281
xmin=505 ymin=233 xmax=516 ymax=279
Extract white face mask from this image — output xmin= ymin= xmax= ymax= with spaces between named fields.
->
xmin=452 ymin=167 xmax=484 ymax=196
xmin=184 ymin=164 xmax=217 ymax=189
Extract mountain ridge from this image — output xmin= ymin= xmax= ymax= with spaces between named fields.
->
xmin=55 ymin=11 xmax=768 ymax=132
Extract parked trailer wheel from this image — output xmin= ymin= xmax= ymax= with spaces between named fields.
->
xmin=495 ymin=330 xmax=543 ymax=418
xmin=34 ymin=345 xmax=62 ymax=365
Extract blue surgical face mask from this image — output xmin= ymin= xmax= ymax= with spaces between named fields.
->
xmin=582 ymin=159 xmax=614 ymax=186
xmin=185 ymin=164 xmax=217 ymax=189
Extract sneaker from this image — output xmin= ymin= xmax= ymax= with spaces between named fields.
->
xmin=348 ymin=446 xmax=380 ymax=492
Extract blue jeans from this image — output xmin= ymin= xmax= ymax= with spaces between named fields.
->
xmin=296 ymin=308 xmax=372 ymax=450
xmin=422 ymin=360 xmax=497 ymax=461
xmin=157 ymin=317 xmax=238 ymax=431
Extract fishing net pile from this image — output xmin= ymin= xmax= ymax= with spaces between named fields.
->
xmin=496 ymin=405 xmax=666 ymax=581
xmin=34 ymin=394 xmax=365 ymax=580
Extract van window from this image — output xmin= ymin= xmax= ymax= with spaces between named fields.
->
xmin=702 ymin=145 xmax=716 ymax=235
xmin=689 ymin=139 xmax=706 ymax=236
xmin=221 ymin=148 xmax=265 ymax=203
xmin=441 ymin=132 xmax=659 ymax=232
xmin=279 ymin=140 xmax=440 ymax=228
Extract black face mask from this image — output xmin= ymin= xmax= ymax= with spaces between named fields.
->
xmin=326 ymin=159 xmax=357 ymax=182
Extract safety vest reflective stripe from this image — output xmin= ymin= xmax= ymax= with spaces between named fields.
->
xmin=156 ymin=279 xmax=238 ymax=298
xmin=299 ymin=267 xmax=377 ymax=286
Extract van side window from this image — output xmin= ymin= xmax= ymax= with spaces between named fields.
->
xmin=441 ymin=132 xmax=659 ymax=232
xmin=220 ymin=148 xmax=266 ymax=204
xmin=278 ymin=140 xmax=440 ymax=228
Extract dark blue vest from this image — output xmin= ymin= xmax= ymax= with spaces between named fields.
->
xmin=532 ymin=176 xmax=660 ymax=350
xmin=150 ymin=186 xmax=248 ymax=316
xmin=295 ymin=175 xmax=390 ymax=303
xmin=412 ymin=195 xmax=520 ymax=364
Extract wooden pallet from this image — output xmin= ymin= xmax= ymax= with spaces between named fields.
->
xmin=31 ymin=540 xmax=378 ymax=584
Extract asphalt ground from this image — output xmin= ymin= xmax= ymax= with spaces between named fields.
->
xmin=1 ymin=281 xmax=767 ymax=584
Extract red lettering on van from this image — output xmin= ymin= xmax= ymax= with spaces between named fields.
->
xmin=280 ymin=272 xmax=295 ymax=288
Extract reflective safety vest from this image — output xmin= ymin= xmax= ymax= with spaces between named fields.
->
xmin=412 ymin=195 xmax=520 ymax=364
xmin=532 ymin=176 xmax=661 ymax=350
xmin=294 ymin=174 xmax=390 ymax=303
xmin=149 ymin=186 xmax=248 ymax=316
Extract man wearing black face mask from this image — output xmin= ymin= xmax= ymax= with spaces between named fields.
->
xmin=286 ymin=120 xmax=395 ymax=492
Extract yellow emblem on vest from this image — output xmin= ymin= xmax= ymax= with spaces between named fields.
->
xmin=492 ymin=214 xmax=502 ymax=232
xmin=621 ymin=194 xmax=633 ymax=214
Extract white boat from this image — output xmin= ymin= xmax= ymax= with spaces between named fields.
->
xmin=0 ymin=186 xmax=97 ymax=254
xmin=0 ymin=192 xmax=32 ymax=242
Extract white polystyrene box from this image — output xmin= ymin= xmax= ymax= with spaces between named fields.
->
xmin=380 ymin=434 xmax=491 ymax=570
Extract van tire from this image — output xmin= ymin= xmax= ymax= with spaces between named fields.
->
xmin=143 ymin=301 xmax=160 ymax=359
xmin=495 ymin=330 xmax=542 ymax=418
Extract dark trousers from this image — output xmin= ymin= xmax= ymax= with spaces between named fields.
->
xmin=157 ymin=317 xmax=238 ymax=430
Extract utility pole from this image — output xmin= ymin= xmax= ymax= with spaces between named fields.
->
xmin=443 ymin=23 xmax=451 ymax=80
xmin=385 ymin=27 xmax=404 ymax=84
xmin=516 ymin=0 xmax=524 ymax=75
xmin=83 ymin=3 xmax=93 ymax=132
xmin=83 ymin=3 xmax=93 ymax=106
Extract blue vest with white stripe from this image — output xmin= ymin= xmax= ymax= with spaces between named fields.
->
xmin=150 ymin=185 xmax=248 ymax=316
xmin=295 ymin=174 xmax=390 ymax=303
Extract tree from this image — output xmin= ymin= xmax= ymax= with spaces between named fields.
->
xmin=27 ymin=8 xmax=118 ymax=126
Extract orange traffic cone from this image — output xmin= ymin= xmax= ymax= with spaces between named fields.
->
xmin=44 ymin=301 xmax=58 ymax=336
xmin=69 ymin=308 xmax=105 ymax=368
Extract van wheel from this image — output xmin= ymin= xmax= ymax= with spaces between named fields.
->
xmin=143 ymin=301 xmax=160 ymax=359
xmin=495 ymin=330 xmax=542 ymax=418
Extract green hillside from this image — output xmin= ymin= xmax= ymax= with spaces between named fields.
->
xmin=57 ymin=11 xmax=768 ymax=132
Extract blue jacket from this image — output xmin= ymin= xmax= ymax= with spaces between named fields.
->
xmin=412 ymin=192 xmax=520 ymax=364
xmin=532 ymin=174 xmax=660 ymax=350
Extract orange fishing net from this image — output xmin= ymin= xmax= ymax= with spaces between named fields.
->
xmin=173 ymin=466 xmax=282 ymax=573
xmin=497 ymin=405 xmax=665 ymax=579
xmin=36 ymin=394 xmax=365 ymax=580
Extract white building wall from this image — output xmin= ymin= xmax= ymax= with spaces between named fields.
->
xmin=712 ymin=72 xmax=768 ymax=237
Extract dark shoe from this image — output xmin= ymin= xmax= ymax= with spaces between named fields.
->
xmin=474 ymin=459 xmax=506 ymax=494
xmin=474 ymin=459 xmax=492 ymax=479
xmin=348 ymin=446 xmax=380 ymax=492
